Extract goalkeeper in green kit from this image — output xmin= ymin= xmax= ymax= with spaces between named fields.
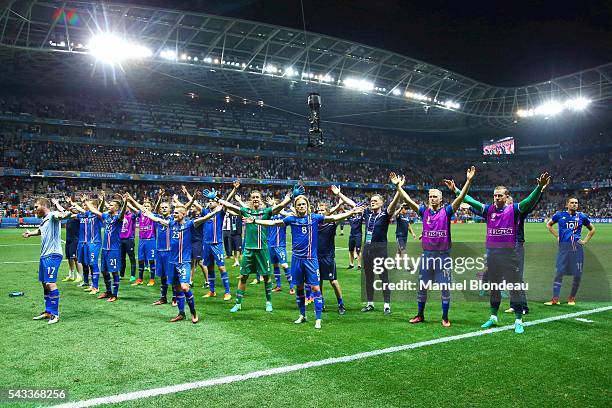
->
xmin=216 ymin=184 xmax=297 ymax=312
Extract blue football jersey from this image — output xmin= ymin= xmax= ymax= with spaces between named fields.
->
xmin=101 ymin=212 xmax=122 ymax=250
xmin=317 ymin=222 xmax=337 ymax=258
xmin=552 ymin=211 xmax=591 ymax=243
xmin=283 ymin=214 xmax=325 ymax=259
xmin=170 ymin=219 xmax=194 ymax=264
xmin=202 ymin=208 xmax=225 ymax=244
xmin=268 ymin=214 xmax=287 ymax=247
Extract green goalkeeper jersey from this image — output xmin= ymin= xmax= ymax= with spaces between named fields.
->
xmin=240 ymin=206 xmax=273 ymax=250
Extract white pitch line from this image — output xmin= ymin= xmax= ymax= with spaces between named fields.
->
xmin=51 ymin=305 xmax=612 ymax=408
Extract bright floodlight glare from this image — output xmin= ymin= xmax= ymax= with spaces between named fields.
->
xmin=391 ymin=88 xmax=401 ymax=96
xmin=344 ymin=77 xmax=374 ymax=91
xmin=160 ymin=49 xmax=176 ymax=60
xmin=535 ymin=101 xmax=563 ymax=116
xmin=89 ymin=33 xmax=152 ymax=65
xmin=566 ymin=97 xmax=591 ymax=110
xmin=264 ymin=65 xmax=278 ymax=74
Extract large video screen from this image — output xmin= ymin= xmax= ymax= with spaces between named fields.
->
xmin=483 ymin=137 xmax=514 ymax=155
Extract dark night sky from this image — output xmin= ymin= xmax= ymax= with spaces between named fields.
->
xmin=122 ymin=0 xmax=612 ymax=86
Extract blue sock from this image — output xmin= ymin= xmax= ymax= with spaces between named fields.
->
xmin=92 ymin=270 xmax=101 ymax=290
xmin=160 ymin=276 xmax=168 ymax=299
xmin=112 ymin=273 xmax=120 ymax=297
xmin=102 ymin=273 xmax=111 ymax=294
xmin=337 ymin=296 xmax=344 ymax=306
xmin=49 ymin=289 xmax=60 ymax=316
xmin=83 ymin=265 xmax=90 ymax=284
xmin=313 ymin=290 xmax=323 ymax=320
xmin=284 ymin=267 xmax=293 ymax=289
xmin=44 ymin=292 xmax=50 ymax=314
xmin=221 ymin=271 xmax=230 ymax=294
xmin=296 ymin=293 xmax=306 ymax=316
xmin=442 ymin=301 xmax=450 ymax=320
xmin=570 ymin=276 xmax=581 ymax=298
xmin=177 ymin=293 xmax=185 ymax=314
xmin=553 ymin=274 xmax=563 ymax=298
xmin=274 ymin=265 xmax=281 ymax=287
xmin=208 ymin=269 xmax=216 ymax=293
xmin=417 ymin=301 xmax=426 ymax=316
xmin=138 ymin=261 xmax=145 ymax=280
xmin=149 ymin=261 xmax=156 ymax=280
xmin=186 ymin=290 xmax=196 ymax=315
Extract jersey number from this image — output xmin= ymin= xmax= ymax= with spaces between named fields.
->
xmin=301 ymin=227 xmax=307 ymax=234
xmin=47 ymin=266 xmax=56 ymax=277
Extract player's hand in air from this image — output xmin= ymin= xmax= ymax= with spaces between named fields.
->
xmin=159 ymin=188 xmax=166 ymax=196
xmin=537 ymin=172 xmax=551 ymax=189
xmin=181 ymin=185 xmax=188 ymax=195
xmin=444 ymin=179 xmax=456 ymax=191
xmin=291 ymin=184 xmax=305 ymax=199
xmin=331 ymin=185 xmax=341 ymax=195
xmin=265 ymin=196 xmax=275 ymax=206
xmin=233 ymin=180 xmax=241 ymax=189
xmin=466 ymin=166 xmax=476 ymax=180
xmin=202 ymin=188 xmax=216 ymax=200
xmin=389 ymin=172 xmax=405 ymax=187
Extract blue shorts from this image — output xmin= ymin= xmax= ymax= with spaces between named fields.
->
xmin=88 ymin=242 xmax=101 ymax=269
xmin=156 ymin=251 xmax=172 ymax=278
xmin=231 ymin=235 xmax=242 ymax=252
xmin=269 ymin=246 xmax=288 ymax=265
xmin=65 ymin=240 xmax=77 ymax=259
xmin=419 ymin=251 xmax=452 ymax=285
xmin=138 ymin=239 xmax=156 ymax=262
xmin=556 ymin=245 xmax=584 ymax=277
xmin=39 ymin=254 xmax=63 ymax=283
xmin=169 ymin=262 xmax=191 ymax=285
xmin=290 ymin=256 xmax=320 ymax=286
xmin=192 ymin=240 xmax=203 ymax=260
xmin=396 ymin=236 xmax=407 ymax=251
xmin=318 ymin=256 xmax=336 ymax=281
xmin=77 ymin=242 xmax=89 ymax=264
xmin=203 ymin=242 xmax=225 ymax=267
xmin=349 ymin=234 xmax=362 ymax=252
xmin=102 ymin=249 xmax=121 ymax=273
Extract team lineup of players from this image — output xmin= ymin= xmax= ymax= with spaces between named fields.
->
xmin=24 ymin=168 xmax=597 ymax=332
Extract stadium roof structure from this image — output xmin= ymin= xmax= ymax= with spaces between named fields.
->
xmin=1 ymin=0 xmax=612 ymax=134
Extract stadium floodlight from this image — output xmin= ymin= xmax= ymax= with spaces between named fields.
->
xmin=160 ymin=49 xmax=176 ymax=60
xmin=535 ymin=101 xmax=563 ymax=117
xmin=344 ymin=77 xmax=374 ymax=92
xmin=565 ymin=97 xmax=591 ymax=111
xmin=285 ymin=67 xmax=297 ymax=76
xmin=264 ymin=65 xmax=278 ymax=74
xmin=213 ymin=58 xmax=219 ymax=64
xmin=88 ymin=33 xmax=152 ymax=65
xmin=203 ymin=57 xmax=212 ymax=63
xmin=391 ymin=88 xmax=401 ymax=96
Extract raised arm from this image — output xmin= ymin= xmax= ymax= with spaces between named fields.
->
xmin=450 ymin=166 xmax=476 ymax=212
xmin=85 ymin=195 xmax=103 ymax=217
xmin=518 ymin=172 xmax=550 ymax=214
xmin=193 ymin=206 xmax=222 ymax=227
xmin=117 ymin=195 xmax=128 ymax=221
xmin=153 ymin=188 xmax=165 ymax=213
xmin=392 ymin=172 xmax=419 ymax=212
xmin=450 ymin=183 xmax=485 ymax=213
xmin=218 ymin=197 xmax=241 ymax=213
xmin=98 ymin=191 xmax=106 ymax=212
xmin=329 ymin=200 xmax=343 ymax=214
xmin=181 ymin=185 xmax=203 ymax=212
xmin=324 ymin=205 xmax=367 ymax=223
xmin=226 ymin=180 xmax=240 ymax=202
xmin=331 ymin=185 xmax=358 ymax=208
xmin=184 ymin=189 xmax=201 ymax=211
xmin=141 ymin=209 xmax=168 ymax=226
xmin=272 ymin=192 xmax=292 ymax=214
xmin=125 ymin=192 xmax=146 ymax=213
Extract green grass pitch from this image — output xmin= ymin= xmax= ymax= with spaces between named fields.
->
xmin=0 ymin=223 xmax=610 ymax=407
